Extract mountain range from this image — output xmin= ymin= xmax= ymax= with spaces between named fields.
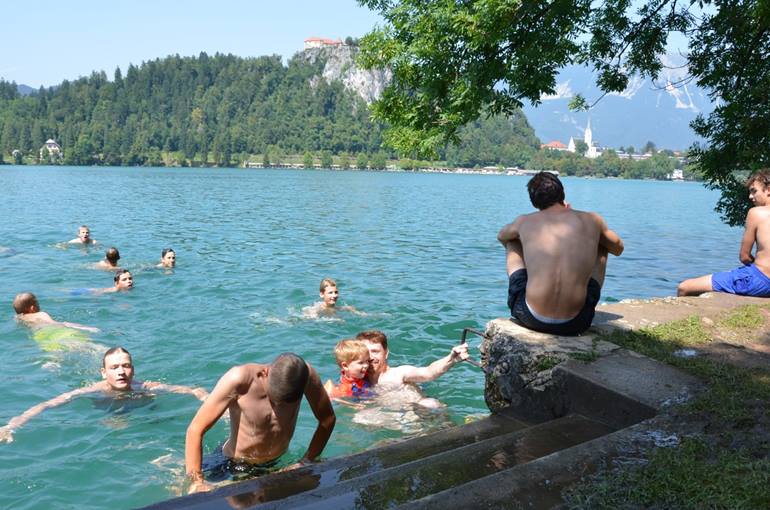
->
xmin=522 ymin=55 xmax=714 ymax=151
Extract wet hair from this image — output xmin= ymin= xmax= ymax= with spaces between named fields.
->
xmin=79 ymin=225 xmax=90 ymax=231
xmin=161 ymin=248 xmax=175 ymax=258
xmin=527 ymin=172 xmax=565 ymax=210
xmin=356 ymin=330 xmax=388 ymax=351
xmin=102 ymin=346 xmax=131 ymax=367
xmin=268 ymin=353 xmax=309 ymax=403
xmin=105 ymin=247 xmax=120 ymax=264
xmin=13 ymin=292 xmax=38 ymax=314
xmin=746 ymin=169 xmax=770 ymax=189
xmin=114 ymin=268 xmax=131 ymax=283
xmin=333 ymin=339 xmax=370 ymax=367
xmin=319 ymin=278 xmax=337 ymax=293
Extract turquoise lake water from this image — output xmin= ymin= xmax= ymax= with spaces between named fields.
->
xmin=0 ymin=165 xmax=739 ymax=509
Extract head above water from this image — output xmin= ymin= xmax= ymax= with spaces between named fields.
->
xmin=160 ymin=248 xmax=176 ymax=267
xmin=268 ymin=353 xmax=309 ymax=404
xmin=101 ymin=346 xmax=134 ymax=390
xmin=527 ymin=172 xmax=565 ymax=210
xmin=319 ymin=278 xmax=339 ymax=307
xmin=78 ymin=225 xmax=91 ymax=241
xmin=114 ymin=269 xmax=133 ymax=289
xmin=13 ymin=292 xmax=39 ymax=314
xmin=356 ymin=330 xmax=389 ymax=374
xmin=333 ymin=339 xmax=370 ymax=367
xmin=105 ymin=247 xmax=120 ymax=265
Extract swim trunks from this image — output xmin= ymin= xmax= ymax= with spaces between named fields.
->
xmin=33 ymin=326 xmax=91 ymax=351
xmin=507 ymin=269 xmax=601 ymax=336
xmin=711 ymin=263 xmax=770 ymax=297
xmin=202 ymin=444 xmax=281 ymax=483
xmin=335 ymin=375 xmax=372 ymax=398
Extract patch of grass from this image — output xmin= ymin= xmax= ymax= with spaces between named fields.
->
xmin=570 ymin=350 xmax=600 ymax=363
xmin=533 ymin=354 xmax=561 ymax=372
xmin=565 ymin=438 xmax=770 ymax=509
xmin=718 ymin=305 xmax=764 ymax=330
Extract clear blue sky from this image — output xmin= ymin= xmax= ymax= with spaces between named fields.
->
xmin=0 ymin=1 xmax=382 ymax=88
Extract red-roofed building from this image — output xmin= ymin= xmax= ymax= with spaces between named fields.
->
xmin=304 ymin=37 xmax=344 ymax=50
xmin=541 ymin=140 xmax=568 ymax=151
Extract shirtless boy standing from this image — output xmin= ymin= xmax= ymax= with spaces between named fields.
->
xmin=185 ymin=353 xmax=335 ymax=493
xmin=498 ymin=172 xmax=624 ymax=335
xmin=678 ymin=169 xmax=770 ymax=297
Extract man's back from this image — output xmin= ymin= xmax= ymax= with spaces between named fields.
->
xmin=517 ymin=207 xmax=602 ymax=318
xmin=750 ymin=206 xmax=770 ymax=275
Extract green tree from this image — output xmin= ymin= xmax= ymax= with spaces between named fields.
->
xmin=358 ymin=0 xmax=770 ymax=225
xmin=574 ymin=140 xmax=589 ymax=157
xmin=370 ymin=151 xmax=387 ymax=169
xmin=642 ymin=141 xmax=657 ymax=154
xmin=303 ymin=151 xmax=314 ymax=168
xmin=355 ymin=152 xmax=368 ymax=169
xmin=320 ymin=150 xmax=333 ymax=168
xmin=339 ymin=152 xmax=350 ymax=169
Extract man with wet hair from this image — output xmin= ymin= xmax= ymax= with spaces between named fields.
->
xmin=94 ymin=247 xmax=121 ymax=270
xmin=0 ymin=346 xmax=207 ymax=443
xmin=100 ymin=269 xmax=134 ymax=293
xmin=498 ymin=172 xmax=624 ymax=335
xmin=68 ymin=225 xmax=97 ymax=245
xmin=158 ymin=248 xmax=176 ymax=268
xmin=13 ymin=292 xmax=99 ymax=333
xmin=185 ymin=353 xmax=335 ymax=494
xmin=679 ymin=169 xmax=770 ymax=297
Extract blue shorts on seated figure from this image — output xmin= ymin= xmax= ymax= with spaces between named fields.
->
xmin=507 ymin=269 xmax=601 ymax=336
xmin=711 ymin=263 xmax=770 ymax=297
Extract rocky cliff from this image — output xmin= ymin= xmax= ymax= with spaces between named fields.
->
xmin=301 ymin=45 xmax=392 ymax=104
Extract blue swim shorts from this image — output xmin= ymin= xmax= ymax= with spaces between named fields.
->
xmin=711 ymin=264 xmax=770 ymax=297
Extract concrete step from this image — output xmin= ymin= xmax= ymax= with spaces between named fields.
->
xmin=251 ymin=414 xmax=614 ymax=510
xmin=142 ymin=412 xmax=529 ymax=509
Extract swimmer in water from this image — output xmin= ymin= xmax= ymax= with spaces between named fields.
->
xmin=93 ymin=247 xmax=121 ymax=270
xmin=98 ymin=269 xmax=134 ymax=294
xmin=68 ymin=225 xmax=97 ymax=245
xmin=302 ymin=278 xmax=364 ymax=318
xmin=13 ymin=292 xmax=99 ymax=334
xmin=324 ymin=339 xmax=372 ymax=399
xmin=358 ymin=330 xmax=468 ymax=407
xmin=0 ymin=346 xmax=208 ymax=443
xmin=157 ymin=248 xmax=176 ymax=269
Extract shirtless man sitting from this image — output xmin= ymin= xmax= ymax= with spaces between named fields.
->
xmin=185 ymin=353 xmax=335 ymax=493
xmin=0 ymin=346 xmax=207 ymax=443
xmin=13 ymin=292 xmax=99 ymax=333
xmin=68 ymin=225 xmax=97 ymax=245
xmin=497 ymin=172 xmax=624 ymax=335
xmin=678 ymin=169 xmax=770 ymax=297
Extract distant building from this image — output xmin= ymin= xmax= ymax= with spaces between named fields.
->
xmin=541 ymin=140 xmax=569 ymax=151
xmin=40 ymin=139 xmax=62 ymax=160
xmin=583 ymin=119 xmax=602 ymax=159
xmin=668 ymin=169 xmax=684 ymax=180
xmin=304 ymin=37 xmax=344 ymax=50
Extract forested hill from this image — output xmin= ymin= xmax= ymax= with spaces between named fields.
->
xmin=0 ymin=50 xmax=540 ymax=167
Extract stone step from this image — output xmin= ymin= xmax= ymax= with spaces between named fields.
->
xmin=141 ymin=412 xmax=529 ymax=509
xmin=251 ymin=414 xmax=614 ymax=510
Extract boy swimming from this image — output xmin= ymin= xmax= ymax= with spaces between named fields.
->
xmin=303 ymin=278 xmax=364 ymax=318
xmin=325 ymin=339 xmax=372 ymax=399
xmin=93 ymin=247 xmax=121 ymax=270
xmin=13 ymin=292 xmax=100 ymax=333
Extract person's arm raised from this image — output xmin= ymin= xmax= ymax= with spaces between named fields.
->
xmin=298 ymin=364 xmax=336 ymax=464
xmin=739 ymin=208 xmax=760 ymax=264
xmin=185 ymin=367 xmax=242 ymax=493
xmin=398 ymin=344 xmax=469 ymax=384
xmin=594 ymin=213 xmax=624 ymax=256
xmin=0 ymin=383 xmax=104 ymax=443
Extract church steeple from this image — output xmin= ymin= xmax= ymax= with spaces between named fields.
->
xmin=584 ymin=118 xmax=593 ymax=147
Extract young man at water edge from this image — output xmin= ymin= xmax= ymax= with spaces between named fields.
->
xmin=303 ymin=278 xmax=364 ymax=317
xmin=185 ymin=353 xmax=335 ymax=494
xmin=498 ymin=172 xmax=624 ymax=335
xmin=13 ymin=292 xmax=99 ymax=333
xmin=678 ymin=169 xmax=770 ymax=297
xmin=0 ymin=346 xmax=208 ymax=443
xmin=68 ymin=225 xmax=97 ymax=245
xmin=358 ymin=330 xmax=469 ymax=392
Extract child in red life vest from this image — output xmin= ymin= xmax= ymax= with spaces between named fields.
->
xmin=324 ymin=339 xmax=372 ymax=399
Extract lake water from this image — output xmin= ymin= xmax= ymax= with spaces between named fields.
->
xmin=0 ymin=166 xmax=739 ymax=509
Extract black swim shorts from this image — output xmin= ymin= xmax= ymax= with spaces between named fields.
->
xmin=507 ymin=269 xmax=601 ymax=336
xmin=202 ymin=444 xmax=281 ymax=483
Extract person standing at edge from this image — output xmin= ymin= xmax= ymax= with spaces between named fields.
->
xmin=498 ymin=172 xmax=624 ymax=335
